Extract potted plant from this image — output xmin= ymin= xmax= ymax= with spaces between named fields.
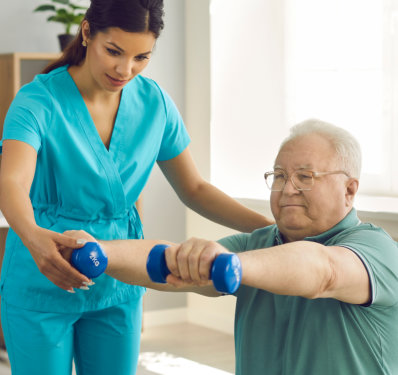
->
xmin=34 ymin=0 xmax=88 ymax=51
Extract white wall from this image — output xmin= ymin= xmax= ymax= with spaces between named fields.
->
xmin=0 ymin=1 xmax=74 ymax=53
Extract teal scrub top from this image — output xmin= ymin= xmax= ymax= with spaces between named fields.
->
xmin=0 ymin=66 xmax=190 ymax=313
xmin=219 ymin=209 xmax=398 ymax=375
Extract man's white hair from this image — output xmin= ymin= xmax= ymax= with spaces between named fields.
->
xmin=279 ymin=119 xmax=362 ymax=178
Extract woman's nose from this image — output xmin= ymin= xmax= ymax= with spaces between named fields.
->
xmin=115 ymin=60 xmax=134 ymax=78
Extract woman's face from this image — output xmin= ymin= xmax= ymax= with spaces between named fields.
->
xmin=82 ymin=22 xmax=156 ymax=92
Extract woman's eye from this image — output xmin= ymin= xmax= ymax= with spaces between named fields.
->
xmin=135 ymin=55 xmax=149 ymax=62
xmin=107 ymin=48 xmax=120 ymax=56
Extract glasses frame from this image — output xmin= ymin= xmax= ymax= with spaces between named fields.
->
xmin=264 ymin=170 xmax=351 ymax=191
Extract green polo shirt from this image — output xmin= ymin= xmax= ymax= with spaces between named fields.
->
xmin=219 ymin=209 xmax=398 ymax=375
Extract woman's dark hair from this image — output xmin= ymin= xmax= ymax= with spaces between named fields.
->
xmin=43 ymin=0 xmax=164 ymax=73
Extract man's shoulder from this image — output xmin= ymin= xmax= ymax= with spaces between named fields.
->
xmin=326 ymin=221 xmax=397 ymax=264
xmin=332 ymin=221 xmax=394 ymax=245
xmin=218 ymin=225 xmax=277 ymax=253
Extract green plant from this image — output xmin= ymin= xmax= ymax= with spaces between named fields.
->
xmin=34 ymin=0 xmax=87 ymax=35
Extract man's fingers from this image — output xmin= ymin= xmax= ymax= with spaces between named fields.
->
xmin=164 ymin=244 xmax=181 ymax=278
xmin=198 ymin=242 xmax=221 ymax=281
xmin=166 ymin=239 xmax=218 ymax=284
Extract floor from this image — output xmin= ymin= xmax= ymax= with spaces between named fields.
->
xmin=0 ymin=323 xmax=235 ymax=375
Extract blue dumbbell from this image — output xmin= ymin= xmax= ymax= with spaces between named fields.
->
xmin=146 ymin=244 xmax=242 ymax=294
xmin=71 ymin=242 xmax=108 ymax=278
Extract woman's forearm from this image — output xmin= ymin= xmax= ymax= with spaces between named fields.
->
xmin=0 ymin=141 xmax=39 ymax=245
xmin=181 ymin=181 xmax=273 ymax=232
xmin=158 ymin=148 xmax=273 ymax=233
xmin=0 ymin=180 xmax=38 ymax=244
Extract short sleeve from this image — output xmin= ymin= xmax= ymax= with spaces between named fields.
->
xmin=2 ymin=81 xmax=50 ymax=153
xmin=337 ymin=227 xmax=398 ymax=307
xmin=156 ymin=88 xmax=190 ymax=161
xmin=218 ymin=233 xmax=251 ymax=253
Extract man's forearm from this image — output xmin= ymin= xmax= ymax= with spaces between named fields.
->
xmin=101 ymin=239 xmax=172 ymax=287
xmin=101 ymin=239 xmax=219 ymax=296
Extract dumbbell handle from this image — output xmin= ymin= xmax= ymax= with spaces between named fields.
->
xmin=146 ymin=244 xmax=242 ymax=294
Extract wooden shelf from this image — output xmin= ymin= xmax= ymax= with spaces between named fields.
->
xmin=0 ymin=52 xmax=60 ymax=136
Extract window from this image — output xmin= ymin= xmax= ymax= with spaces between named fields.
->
xmin=210 ymin=0 xmax=398 ymax=200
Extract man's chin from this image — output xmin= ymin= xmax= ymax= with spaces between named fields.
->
xmin=277 ymin=218 xmax=310 ymax=238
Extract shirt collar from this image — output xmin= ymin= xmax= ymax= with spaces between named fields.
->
xmin=275 ymin=208 xmax=361 ymax=245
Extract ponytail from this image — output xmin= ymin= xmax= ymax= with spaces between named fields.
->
xmin=42 ymin=25 xmax=87 ymax=74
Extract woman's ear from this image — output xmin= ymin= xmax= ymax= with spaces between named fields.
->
xmin=81 ymin=20 xmax=91 ymax=42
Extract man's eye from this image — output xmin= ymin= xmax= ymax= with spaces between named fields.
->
xmin=107 ymin=48 xmax=120 ymax=56
xmin=296 ymin=173 xmax=312 ymax=181
xmin=274 ymin=173 xmax=285 ymax=180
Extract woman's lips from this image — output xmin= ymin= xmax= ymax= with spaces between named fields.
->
xmin=106 ymin=74 xmax=128 ymax=87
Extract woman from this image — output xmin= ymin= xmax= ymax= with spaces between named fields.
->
xmin=0 ymin=1 xmax=272 ymax=374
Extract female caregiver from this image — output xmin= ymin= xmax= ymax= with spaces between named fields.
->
xmin=0 ymin=1 xmax=272 ymax=374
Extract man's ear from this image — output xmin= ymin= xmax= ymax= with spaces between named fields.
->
xmin=345 ymin=178 xmax=359 ymax=207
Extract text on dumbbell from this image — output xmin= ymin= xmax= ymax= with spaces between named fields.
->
xmin=89 ymin=254 xmax=100 ymax=267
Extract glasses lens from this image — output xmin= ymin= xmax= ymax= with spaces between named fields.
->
xmin=292 ymin=171 xmax=313 ymax=190
xmin=266 ymin=172 xmax=286 ymax=191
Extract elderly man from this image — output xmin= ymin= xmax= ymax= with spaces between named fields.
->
xmin=67 ymin=119 xmax=398 ymax=374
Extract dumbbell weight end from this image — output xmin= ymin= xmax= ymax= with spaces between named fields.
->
xmin=71 ymin=242 xmax=108 ymax=279
xmin=146 ymin=244 xmax=242 ymax=294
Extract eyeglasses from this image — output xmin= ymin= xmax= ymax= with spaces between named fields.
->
xmin=264 ymin=170 xmax=351 ymax=191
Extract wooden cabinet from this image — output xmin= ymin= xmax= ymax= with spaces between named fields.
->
xmin=0 ymin=52 xmax=60 ymax=136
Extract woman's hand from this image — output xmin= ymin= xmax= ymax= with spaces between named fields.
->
xmin=23 ymin=226 xmax=91 ymax=292
xmin=62 ymin=230 xmax=97 ymax=261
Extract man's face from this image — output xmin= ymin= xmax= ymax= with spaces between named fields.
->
xmin=270 ymin=134 xmax=355 ymax=242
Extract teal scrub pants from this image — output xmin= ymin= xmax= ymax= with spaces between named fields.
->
xmin=1 ymin=297 xmax=143 ymax=375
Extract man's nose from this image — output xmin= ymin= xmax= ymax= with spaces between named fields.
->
xmin=282 ymin=177 xmax=300 ymax=194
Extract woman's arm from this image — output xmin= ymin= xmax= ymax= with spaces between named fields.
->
xmin=0 ymin=140 xmax=90 ymax=291
xmin=157 ymin=147 xmax=274 ymax=233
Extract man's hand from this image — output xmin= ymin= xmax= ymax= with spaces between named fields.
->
xmin=164 ymin=238 xmax=230 ymax=288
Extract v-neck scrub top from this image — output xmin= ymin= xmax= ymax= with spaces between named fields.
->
xmin=0 ymin=66 xmax=190 ymax=313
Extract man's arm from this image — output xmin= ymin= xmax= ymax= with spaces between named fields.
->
xmin=238 ymin=241 xmax=370 ymax=304
xmin=164 ymin=238 xmax=370 ymax=305
xmin=64 ymin=231 xmax=219 ymax=297
xmin=105 ymin=239 xmax=220 ymax=296
xmin=66 ymin=231 xmax=370 ymax=304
